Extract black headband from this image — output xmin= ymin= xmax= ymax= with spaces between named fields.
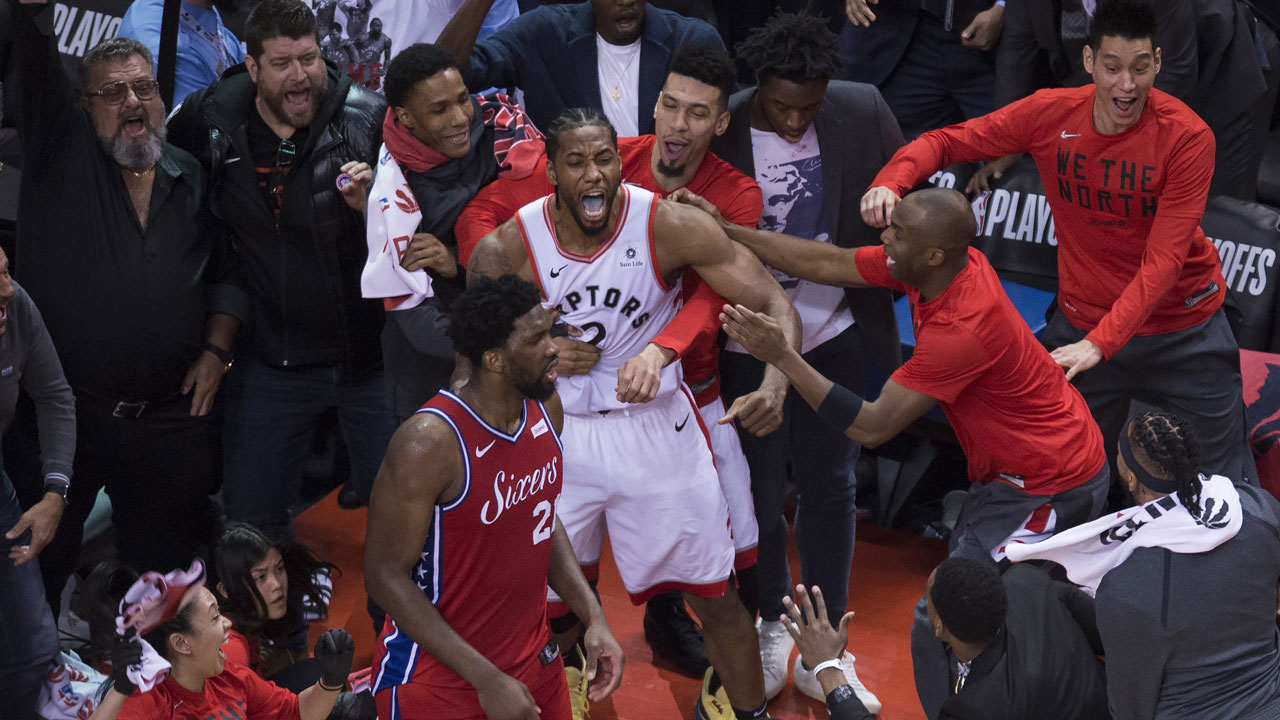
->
xmin=1119 ymin=415 xmax=1179 ymax=495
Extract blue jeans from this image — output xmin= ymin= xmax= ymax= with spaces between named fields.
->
xmin=223 ymin=357 xmax=396 ymax=537
xmin=0 ymin=473 xmax=59 ymax=720
xmin=720 ymin=324 xmax=864 ymax=627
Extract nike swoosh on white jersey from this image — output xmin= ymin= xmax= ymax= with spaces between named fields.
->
xmin=1060 ymin=131 xmax=1081 ymax=139
xmin=475 ymin=439 xmax=497 ymax=457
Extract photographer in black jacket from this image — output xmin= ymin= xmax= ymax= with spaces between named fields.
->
xmin=169 ymin=0 xmax=395 ymax=536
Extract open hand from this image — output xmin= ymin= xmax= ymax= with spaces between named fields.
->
xmin=554 ymin=326 xmax=602 ymax=376
xmin=1050 ymin=339 xmax=1103 ymax=382
xmin=668 ymin=188 xmax=727 ymax=227
xmin=781 ymin=584 xmax=852 ymax=667
xmin=860 ymin=186 xmax=901 ymax=228
xmin=965 ymin=153 xmax=1020 ymax=195
xmin=845 ymin=0 xmax=879 ymax=26
xmin=960 ymin=4 xmax=1004 ymax=50
xmin=181 ymin=349 xmax=228 ymax=416
xmin=476 ymin=671 xmax=541 ymax=720
xmin=6 ymin=493 xmax=63 ymax=565
xmin=720 ymin=304 xmax=790 ymax=366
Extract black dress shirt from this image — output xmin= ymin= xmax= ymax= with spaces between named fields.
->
xmin=10 ymin=4 xmax=238 ymax=400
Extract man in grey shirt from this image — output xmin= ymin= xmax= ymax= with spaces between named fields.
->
xmin=0 ymin=246 xmax=76 ymax=720
xmin=1097 ymin=410 xmax=1280 ymax=720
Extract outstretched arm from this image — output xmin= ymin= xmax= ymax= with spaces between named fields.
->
xmin=720 ymin=304 xmax=936 ymax=448
xmin=436 ymin=0 xmax=497 ymax=66
xmin=671 ymin=188 xmax=870 ymax=290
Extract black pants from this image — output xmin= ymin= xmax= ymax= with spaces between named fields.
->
xmin=14 ymin=390 xmax=219 ymax=614
xmin=1041 ymin=307 xmax=1257 ymax=485
xmin=877 ymin=14 xmax=997 ymax=138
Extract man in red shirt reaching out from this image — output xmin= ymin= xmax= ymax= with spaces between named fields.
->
xmin=862 ymin=0 xmax=1255 ymax=487
xmin=678 ymin=185 xmax=1108 ymax=718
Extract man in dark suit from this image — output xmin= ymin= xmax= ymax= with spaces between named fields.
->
xmin=916 ymin=558 xmax=1110 ymax=720
xmin=436 ymin=0 xmax=723 ymax=135
xmin=708 ymin=8 xmax=901 ymax=710
xmin=840 ymin=0 xmax=1004 ymax=137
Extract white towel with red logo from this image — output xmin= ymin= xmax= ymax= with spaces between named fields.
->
xmin=1004 ymin=474 xmax=1242 ymax=595
xmin=361 ymin=145 xmax=433 ymax=311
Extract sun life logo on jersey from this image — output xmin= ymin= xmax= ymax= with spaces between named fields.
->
xmin=619 ymin=245 xmax=644 ymax=269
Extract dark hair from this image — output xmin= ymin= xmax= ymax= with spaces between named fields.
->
xmin=244 ymin=0 xmax=319 ymax=60
xmin=1128 ymin=410 xmax=1203 ymax=515
xmin=447 ymin=275 xmax=544 ymax=365
xmin=666 ymin=42 xmax=737 ymax=109
xmin=929 ymin=557 xmax=1007 ymax=645
xmin=80 ymin=38 xmax=154 ymax=92
xmin=736 ymin=8 xmax=843 ymax=83
xmin=1088 ymin=0 xmax=1157 ymax=50
xmin=544 ymin=107 xmax=616 ymax=163
xmin=384 ymin=43 xmax=461 ymax=110
xmin=211 ymin=522 xmax=336 ymax=636
xmin=83 ymin=560 xmax=199 ymax=664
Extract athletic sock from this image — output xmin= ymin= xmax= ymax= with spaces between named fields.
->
xmin=732 ymin=701 xmax=769 ymax=719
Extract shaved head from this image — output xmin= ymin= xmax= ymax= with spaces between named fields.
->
xmin=905 ymin=188 xmax=975 ymax=252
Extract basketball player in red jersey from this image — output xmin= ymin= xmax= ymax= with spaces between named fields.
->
xmin=365 ymin=274 xmax=623 ymax=720
xmin=468 ymin=109 xmax=800 ymax=720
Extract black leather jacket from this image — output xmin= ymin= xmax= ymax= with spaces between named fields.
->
xmin=168 ymin=62 xmax=387 ymax=375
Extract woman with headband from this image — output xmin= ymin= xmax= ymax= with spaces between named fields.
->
xmin=88 ymin=559 xmax=356 ymax=720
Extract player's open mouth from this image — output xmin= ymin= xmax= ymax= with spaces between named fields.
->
xmin=614 ymin=13 xmax=639 ymax=36
xmin=581 ymin=191 xmax=608 ymax=222
xmin=443 ymin=129 xmax=469 ymax=148
xmin=1113 ymin=97 xmax=1137 ymax=115
xmin=545 ymin=357 xmax=559 ymax=382
xmin=663 ymin=139 xmax=689 ymax=162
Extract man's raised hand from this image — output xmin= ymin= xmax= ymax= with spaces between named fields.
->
xmin=860 ymin=186 xmax=900 ymax=228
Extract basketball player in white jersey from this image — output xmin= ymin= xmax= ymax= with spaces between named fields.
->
xmin=469 ymin=108 xmax=801 ymax=720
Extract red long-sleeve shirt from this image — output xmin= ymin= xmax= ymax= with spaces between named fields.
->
xmin=457 ymin=134 xmax=763 ymax=405
xmin=871 ymin=86 xmax=1225 ymax=359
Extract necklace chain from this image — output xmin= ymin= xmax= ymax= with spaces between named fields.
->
xmin=124 ymin=163 xmax=157 ymax=178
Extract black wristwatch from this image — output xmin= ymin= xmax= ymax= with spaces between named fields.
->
xmin=826 ymin=684 xmax=857 ymax=715
xmin=42 ymin=476 xmax=69 ymax=504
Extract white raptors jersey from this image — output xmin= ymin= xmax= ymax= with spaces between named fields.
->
xmin=517 ymin=185 xmax=683 ymax=414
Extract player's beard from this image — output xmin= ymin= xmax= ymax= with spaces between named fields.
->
xmin=515 ymin=375 xmax=556 ymax=402
xmin=554 ymin=184 xmax=618 ymax=238
xmin=655 ymin=158 xmax=685 ymax=178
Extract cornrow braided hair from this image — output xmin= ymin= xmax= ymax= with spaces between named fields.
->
xmin=1129 ymin=410 xmax=1203 ymax=516
xmin=735 ymin=7 xmax=844 ymax=83
xmin=544 ymin=107 xmax=616 ymax=163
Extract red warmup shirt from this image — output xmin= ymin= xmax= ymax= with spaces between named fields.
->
xmin=871 ymin=86 xmax=1225 ymax=360
xmin=856 ymin=246 xmax=1105 ymax=494
xmin=117 ymin=660 xmax=300 ymax=720
xmin=456 ymin=134 xmax=763 ymax=405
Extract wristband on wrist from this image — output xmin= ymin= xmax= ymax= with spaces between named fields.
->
xmin=318 ymin=679 xmax=344 ymax=692
xmin=203 ymin=343 xmax=233 ymax=364
xmin=43 ymin=475 xmax=69 ymax=504
xmin=812 ymin=658 xmax=844 ymax=676
xmin=816 ymin=383 xmax=864 ymax=431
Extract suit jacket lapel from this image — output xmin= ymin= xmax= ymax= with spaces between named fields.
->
xmin=568 ymin=5 xmax=604 ymax=113
xmin=814 ymin=96 xmax=842 ymax=244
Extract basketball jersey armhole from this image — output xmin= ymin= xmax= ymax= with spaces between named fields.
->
xmin=515 ymin=208 xmax=548 ymax=299
xmin=535 ymin=400 xmax=564 ymax=451
xmin=646 ymin=196 xmax=672 ymax=291
xmin=418 ymin=407 xmax=473 ymax=512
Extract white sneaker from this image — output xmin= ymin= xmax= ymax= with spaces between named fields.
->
xmin=793 ymin=651 xmax=882 ymax=715
xmin=756 ymin=618 xmax=794 ymax=700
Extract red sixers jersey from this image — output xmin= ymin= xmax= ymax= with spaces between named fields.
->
xmin=373 ymin=389 xmax=564 ymax=703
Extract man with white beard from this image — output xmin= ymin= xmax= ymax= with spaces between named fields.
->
xmin=8 ymin=0 xmax=243 ymax=619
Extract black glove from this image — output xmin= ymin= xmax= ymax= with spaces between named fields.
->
xmin=314 ymin=629 xmax=355 ymax=689
xmin=110 ymin=631 xmax=142 ymax=696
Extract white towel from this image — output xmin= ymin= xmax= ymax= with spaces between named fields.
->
xmin=361 ymin=145 xmax=433 ymax=311
xmin=1005 ymin=474 xmax=1242 ymax=595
